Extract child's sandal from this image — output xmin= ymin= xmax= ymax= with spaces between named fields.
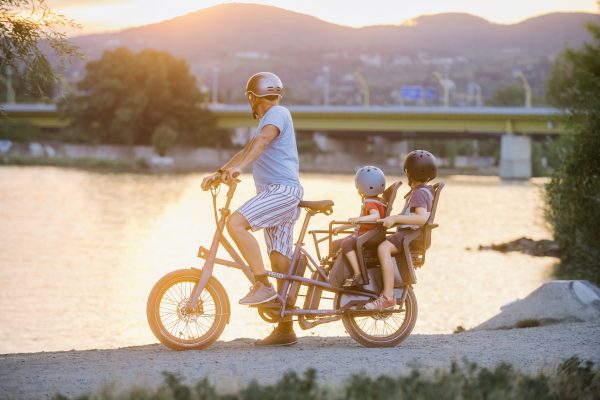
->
xmin=342 ymin=274 xmax=363 ymax=288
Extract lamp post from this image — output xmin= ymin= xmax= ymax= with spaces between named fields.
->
xmin=211 ymin=66 xmax=219 ymax=105
xmin=433 ymin=71 xmax=451 ymax=107
xmin=3 ymin=66 xmax=16 ymax=104
xmin=322 ymin=65 xmax=331 ymax=105
xmin=514 ymin=71 xmax=532 ymax=108
xmin=353 ymin=71 xmax=370 ymax=106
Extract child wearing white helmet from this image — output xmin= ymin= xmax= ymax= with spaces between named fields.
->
xmin=332 ymin=166 xmax=387 ymax=288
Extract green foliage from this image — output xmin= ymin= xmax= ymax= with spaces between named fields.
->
xmin=152 ymin=123 xmax=179 ymax=157
xmin=49 ymin=358 xmax=599 ymax=400
xmin=0 ymin=0 xmax=80 ymax=98
xmin=1 ymin=155 xmax=131 ymax=170
xmin=60 ymin=47 xmax=225 ymax=150
xmin=545 ymin=23 xmax=600 ymax=285
xmin=0 ymin=118 xmax=43 ymax=141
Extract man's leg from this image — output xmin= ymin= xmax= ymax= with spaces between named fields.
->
xmin=270 ymin=251 xmax=294 ymax=332
xmin=226 ymin=212 xmax=276 ymax=305
xmin=226 ymin=212 xmax=266 ymax=275
xmin=255 ymin=250 xmax=298 ymax=346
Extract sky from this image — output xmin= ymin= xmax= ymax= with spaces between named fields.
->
xmin=47 ymin=0 xmax=599 ymax=34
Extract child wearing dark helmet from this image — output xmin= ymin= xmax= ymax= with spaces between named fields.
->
xmin=365 ymin=150 xmax=437 ymax=311
xmin=332 ymin=166 xmax=387 ymax=288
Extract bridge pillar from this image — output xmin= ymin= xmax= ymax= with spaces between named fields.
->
xmin=499 ymin=133 xmax=531 ymax=179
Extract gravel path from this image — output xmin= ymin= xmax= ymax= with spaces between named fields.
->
xmin=2 ymin=321 xmax=599 ymax=399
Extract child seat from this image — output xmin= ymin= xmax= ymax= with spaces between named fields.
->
xmin=394 ymin=182 xmax=444 ymax=284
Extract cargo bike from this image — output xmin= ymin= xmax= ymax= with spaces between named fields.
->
xmin=147 ymin=176 xmax=443 ymax=349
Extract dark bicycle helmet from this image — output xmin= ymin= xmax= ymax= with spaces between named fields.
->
xmin=404 ymin=150 xmax=437 ymax=182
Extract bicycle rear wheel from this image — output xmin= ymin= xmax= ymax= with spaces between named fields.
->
xmin=339 ymin=286 xmax=417 ymax=348
xmin=147 ymin=269 xmax=230 ymax=350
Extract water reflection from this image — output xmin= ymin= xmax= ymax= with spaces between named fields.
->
xmin=0 ymin=167 xmax=553 ymax=353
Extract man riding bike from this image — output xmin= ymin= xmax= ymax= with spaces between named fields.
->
xmin=201 ymin=72 xmax=302 ymax=346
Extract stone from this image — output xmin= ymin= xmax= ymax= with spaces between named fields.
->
xmin=473 ymin=280 xmax=600 ymax=330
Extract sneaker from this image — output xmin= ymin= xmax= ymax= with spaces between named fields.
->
xmin=239 ymin=282 xmax=278 ymax=305
xmin=255 ymin=328 xmax=298 ymax=347
xmin=364 ymin=294 xmax=396 ymax=311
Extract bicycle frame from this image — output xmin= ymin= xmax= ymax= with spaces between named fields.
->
xmin=187 ymin=180 xmax=406 ymax=320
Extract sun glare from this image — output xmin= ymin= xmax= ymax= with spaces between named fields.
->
xmin=46 ymin=0 xmax=599 ymax=34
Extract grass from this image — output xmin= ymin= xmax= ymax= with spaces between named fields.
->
xmin=0 ymin=155 xmax=138 ymax=171
xmin=47 ymin=357 xmax=599 ymax=400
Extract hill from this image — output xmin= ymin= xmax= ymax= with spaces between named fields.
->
xmin=66 ymin=4 xmax=600 ymax=105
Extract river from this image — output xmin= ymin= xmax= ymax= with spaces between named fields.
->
xmin=0 ymin=166 xmax=555 ymax=354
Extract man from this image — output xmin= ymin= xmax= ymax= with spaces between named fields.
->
xmin=201 ymin=72 xmax=302 ymax=346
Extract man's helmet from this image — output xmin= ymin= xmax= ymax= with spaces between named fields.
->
xmin=355 ymin=166 xmax=386 ymax=197
xmin=245 ymin=72 xmax=283 ymax=98
xmin=404 ymin=150 xmax=437 ymax=182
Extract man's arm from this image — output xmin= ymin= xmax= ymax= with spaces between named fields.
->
xmin=221 ymin=124 xmax=279 ymax=182
xmin=201 ymin=136 xmax=257 ymax=190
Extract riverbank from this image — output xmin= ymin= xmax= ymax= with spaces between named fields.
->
xmin=1 ymin=321 xmax=599 ymax=398
xmin=0 ymin=141 xmax=501 ymax=175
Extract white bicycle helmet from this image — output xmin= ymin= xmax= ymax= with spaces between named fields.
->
xmin=355 ymin=166 xmax=386 ymax=197
xmin=245 ymin=72 xmax=283 ymax=98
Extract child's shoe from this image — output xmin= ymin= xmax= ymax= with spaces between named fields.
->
xmin=364 ymin=294 xmax=395 ymax=311
xmin=342 ymin=274 xmax=363 ymax=288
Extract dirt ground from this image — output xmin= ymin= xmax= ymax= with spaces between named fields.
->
xmin=1 ymin=321 xmax=599 ymax=399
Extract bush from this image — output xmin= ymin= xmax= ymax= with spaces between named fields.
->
xmin=0 ymin=118 xmax=44 ymax=142
xmin=152 ymin=123 xmax=178 ymax=156
xmin=545 ymin=23 xmax=600 ymax=285
xmin=48 ymin=358 xmax=600 ymax=400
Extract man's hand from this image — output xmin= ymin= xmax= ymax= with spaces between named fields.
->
xmin=348 ymin=217 xmax=359 ymax=225
xmin=221 ymin=166 xmax=242 ymax=184
xmin=378 ymin=216 xmax=397 ymax=228
xmin=201 ymin=172 xmax=220 ymax=191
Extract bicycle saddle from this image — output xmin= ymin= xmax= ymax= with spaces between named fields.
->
xmin=298 ymin=200 xmax=334 ymax=214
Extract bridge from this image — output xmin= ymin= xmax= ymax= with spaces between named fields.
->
xmin=2 ymin=103 xmax=567 ymax=179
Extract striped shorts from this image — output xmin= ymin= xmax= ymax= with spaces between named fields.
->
xmin=237 ymin=184 xmax=304 ymax=259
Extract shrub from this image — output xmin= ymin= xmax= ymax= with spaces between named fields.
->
xmin=49 ymin=358 xmax=599 ymax=400
xmin=545 ymin=23 xmax=600 ymax=285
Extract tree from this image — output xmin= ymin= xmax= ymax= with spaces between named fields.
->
xmin=0 ymin=0 xmax=79 ymax=99
xmin=545 ymin=22 xmax=600 ymax=284
xmin=60 ymin=47 xmax=224 ymax=151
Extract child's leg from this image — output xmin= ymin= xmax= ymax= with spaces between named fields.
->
xmin=377 ymin=240 xmax=398 ymax=299
xmin=345 ymin=251 xmax=361 ymax=277
xmin=341 ymin=236 xmax=360 ymax=277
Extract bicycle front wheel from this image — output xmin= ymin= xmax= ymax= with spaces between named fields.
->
xmin=146 ymin=269 xmax=230 ymax=350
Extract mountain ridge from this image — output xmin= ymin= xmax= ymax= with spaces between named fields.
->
xmin=72 ymin=4 xmax=599 ymax=56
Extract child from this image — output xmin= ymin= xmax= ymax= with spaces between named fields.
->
xmin=365 ymin=150 xmax=437 ymax=311
xmin=332 ymin=166 xmax=387 ymax=288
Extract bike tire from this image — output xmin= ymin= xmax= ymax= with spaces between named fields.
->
xmin=339 ymin=286 xmax=418 ymax=348
xmin=147 ymin=269 xmax=230 ymax=351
